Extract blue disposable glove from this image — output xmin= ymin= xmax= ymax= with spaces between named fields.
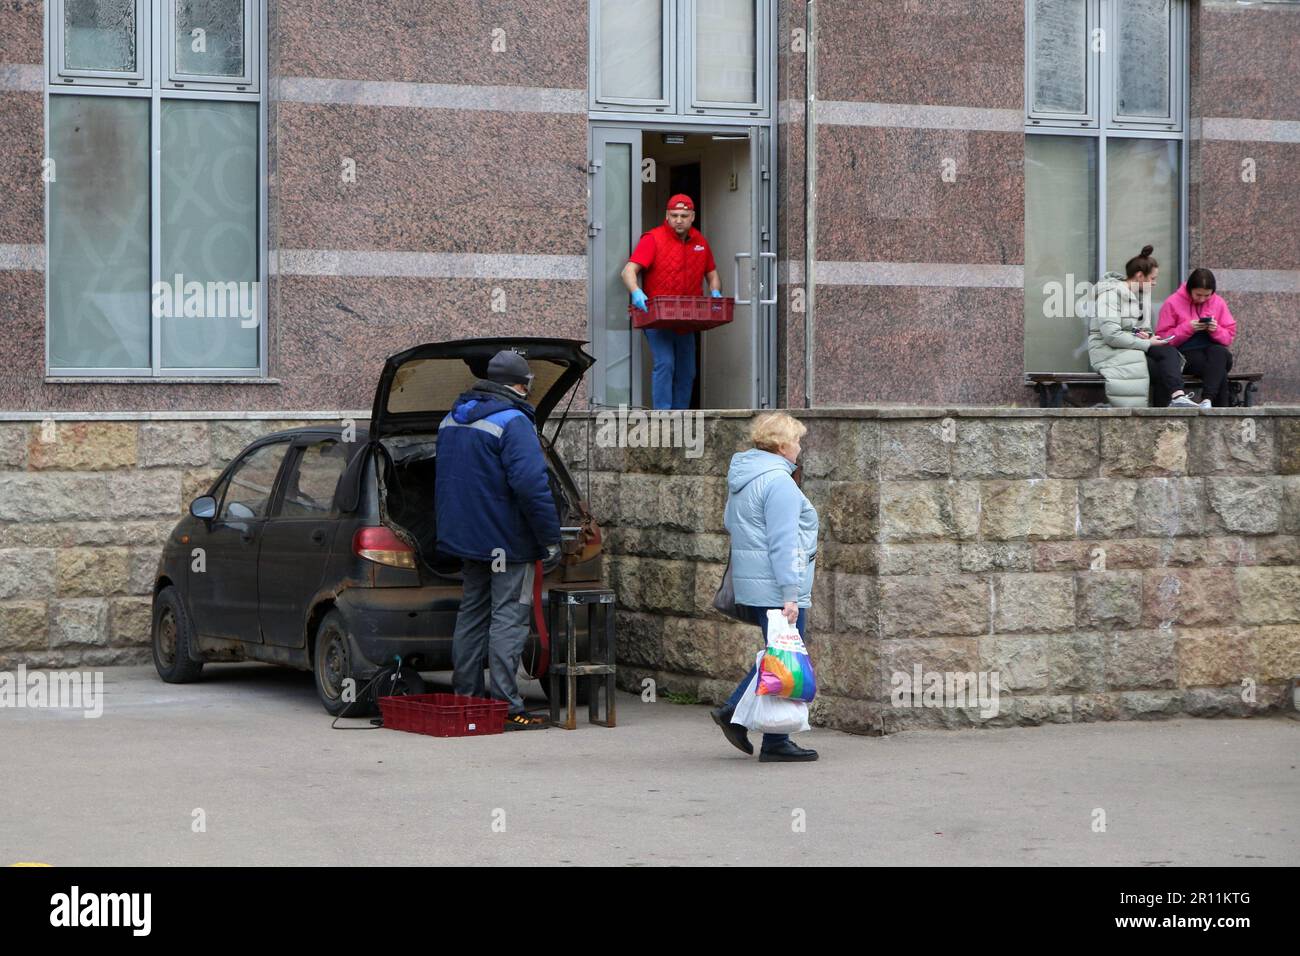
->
xmin=631 ymin=288 xmax=649 ymax=312
xmin=711 ymin=289 xmax=722 ymax=298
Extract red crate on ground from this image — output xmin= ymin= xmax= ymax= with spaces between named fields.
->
xmin=378 ymin=693 xmax=509 ymax=737
xmin=631 ymin=295 xmax=734 ymax=333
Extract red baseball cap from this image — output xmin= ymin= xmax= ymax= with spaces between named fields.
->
xmin=666 ymin=194 xmax=695 ymax=211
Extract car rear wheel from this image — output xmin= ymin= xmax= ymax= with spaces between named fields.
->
xmin=313 ymin=610 xmax=364 ymax=716
xmin=152 ymin=586 xmax=204 ymax=683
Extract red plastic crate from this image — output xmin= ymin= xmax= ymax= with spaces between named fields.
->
xmin=631 ymin=295 xmax=734 ymax=333
xmin=378 ymin=693 xmax=509 ymax=737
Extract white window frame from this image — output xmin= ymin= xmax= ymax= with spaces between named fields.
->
xmin=684 ymin=0 xmax=768 ymax=117
xmin=1027 ymin=0 xmax=1182 ymax=133
xmin=589 ymin=0 xmax=676 ymax=113
xmin=1108 ymin=0 xmax=1182 ymax=131
xmin=589 ymin=0 xmax=770 ymax=120
xmin=44 ymin=0 xmax=267 ymax=379
xmin=1024 ymin=0 xmax=1189 ymax=285
xmin=50 ymin=0 xmax=151 ymax=88
xmin=163 ymin=0 xmax=258 ymax=93
xmin=1026 ymin=0 xmax=1098 ymax=128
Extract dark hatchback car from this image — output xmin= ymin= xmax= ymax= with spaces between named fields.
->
xmin=150 ymin=338 xmax=604 ymax=714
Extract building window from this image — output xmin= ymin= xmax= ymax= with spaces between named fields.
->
xmin=1024 ymin=0 xmax=1186 ymax=373
xmin=590 ymin=0 xmax=769 ymax=118
xmin=46 ymin=0 xmax=264 ymax=377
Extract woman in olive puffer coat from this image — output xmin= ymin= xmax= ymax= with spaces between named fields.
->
xmin=1088 ymin=245 xmax=1169 ymax=407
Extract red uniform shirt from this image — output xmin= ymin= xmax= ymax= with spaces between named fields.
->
xmin=628 ymin=223 xmax=717 ymax=298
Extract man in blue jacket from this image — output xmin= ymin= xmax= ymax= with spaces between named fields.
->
xmin=436 ymin=350 xmax=561 ymax=729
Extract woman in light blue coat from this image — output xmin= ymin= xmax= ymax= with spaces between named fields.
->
xmin=711 ymin=412 xmax=820 ymax=763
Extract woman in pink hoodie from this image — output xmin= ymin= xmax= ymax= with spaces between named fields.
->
xmin=1156 ymin=269 xmax=1238 ymax=407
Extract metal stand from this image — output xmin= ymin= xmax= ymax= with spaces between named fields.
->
xmin=546 ymin=587 xmax=617 ymax=730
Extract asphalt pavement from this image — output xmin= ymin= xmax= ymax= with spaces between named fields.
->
xmin=1 ymin=664 xmax=1296 ymax=866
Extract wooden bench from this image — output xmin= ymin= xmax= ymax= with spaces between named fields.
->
xmin=1025 ymin=372 xmax=1262 ymax=408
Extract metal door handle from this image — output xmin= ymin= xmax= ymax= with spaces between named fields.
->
xmin=733 ymin=252 xmax=753 ymax=305
xmin=310 ymin=529 xmax=327 ymax=545
xmin=759 ymin=251 xmax=778 ymax=306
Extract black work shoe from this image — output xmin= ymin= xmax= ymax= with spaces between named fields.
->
xmin=504 ymin=712 xmax=548 ymax=730
xmin=710 ymin=706 xmax=753 ymax=755
xmin=759 ymin=739 xmax=818 ymax=762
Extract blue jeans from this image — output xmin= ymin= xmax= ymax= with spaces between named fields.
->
xmin=724 ymin=604 xmax=808 ymax=751
xmin=644 ymin=328 xmax=695 ymax=410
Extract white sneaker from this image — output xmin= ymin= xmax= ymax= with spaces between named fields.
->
xmin=1169 ymin=394 xmax=1199 ymax=408
xmin=1199 ymin=399 xmax=1212 ymax=409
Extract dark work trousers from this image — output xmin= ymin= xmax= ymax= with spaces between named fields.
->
xmin=451 ymin=558 xmax=533 ymax=715
xmin=1180 ymin=344 xmax=1234 ymax=407
xmin=1145 ymin=344 xmax=1186 ymax=407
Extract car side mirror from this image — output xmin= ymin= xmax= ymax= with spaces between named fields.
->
xmin=190 ymin=496 xmax=217 ymax=520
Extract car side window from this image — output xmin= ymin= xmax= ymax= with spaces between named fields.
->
xmin=280 ymin=440 xmax=348 ymax=517
xmin=219 ymin=442 xmax=290 ymax=521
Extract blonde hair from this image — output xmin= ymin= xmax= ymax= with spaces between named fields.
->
xmin=750 ymin=412 xmax=807 ymax=453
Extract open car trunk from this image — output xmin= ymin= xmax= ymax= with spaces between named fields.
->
xmin=377 ymin=434 xmax=588 ymax=582
xmin=366 ymin=337 xmax=600 ymax=583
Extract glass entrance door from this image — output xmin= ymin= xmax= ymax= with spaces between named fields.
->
xmin=699 ymin=124 xmax=773 ymax=409
xmin=588 ymin=127 xmax=643 ymax=407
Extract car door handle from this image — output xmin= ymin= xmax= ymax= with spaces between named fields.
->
xmin=310 ymin=529 xmax=327 ymax=545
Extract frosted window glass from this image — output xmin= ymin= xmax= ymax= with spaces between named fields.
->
xmin=175 ymin=0 xmax=246 ymax=77
xmin=160 ymin=100 xmax=259 ymax=369
xmin=1116 ymin=0 xmax=1171 ymax=119
xmin=64 ymin=0 xmax=137 ymax=72
xmin=603 ymin=142 xmax=633 ymax=406
xmin=49 ymin=96 xmax=151 ymax=369
xmin=1031 ymin=0 xmax=1087 ymax=115
xmin=1024 ymin=136 xmax=1098 ymax=373
xmin=599 ymin=0 xmax=664 ymax=100
xmin=1107 ymin=138 xmax=1180 ymax=312
xmin=696 ymin=0 xmax=756 ymax=104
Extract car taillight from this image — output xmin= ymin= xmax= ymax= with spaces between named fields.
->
xmin=353 ymin=527 xmax=416 ymax=569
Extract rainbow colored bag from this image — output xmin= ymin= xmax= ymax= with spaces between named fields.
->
xmin=757 ymin=610 xmax=817 ymax=702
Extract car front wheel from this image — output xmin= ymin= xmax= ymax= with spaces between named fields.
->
xmin=152 ymin=586 xmax=204 ymax=683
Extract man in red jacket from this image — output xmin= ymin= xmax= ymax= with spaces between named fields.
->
xmin=621 ymin=194 xmax=721 ymax=410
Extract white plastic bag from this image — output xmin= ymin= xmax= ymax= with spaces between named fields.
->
xmin=731 ymin=651 xmax=811 ymax=735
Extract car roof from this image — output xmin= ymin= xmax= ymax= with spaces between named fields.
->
xmin=253 ymin=424 xmax=372 ymax=444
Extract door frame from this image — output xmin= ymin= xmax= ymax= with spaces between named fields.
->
xmin=587 ymin=118 xmax=778 ymax=409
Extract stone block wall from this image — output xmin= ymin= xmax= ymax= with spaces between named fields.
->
xmin=3 ymin=408 xmax=1298 ymax=737
xmin=0 ymin=417 xmax=316 ymax=667
xmin=554 ymin=407 xmax=1300 ymax=733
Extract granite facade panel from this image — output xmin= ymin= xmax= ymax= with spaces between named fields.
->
xmin=272 ymin=275 xmax=586 ymax=406
xmin=0 ymin=91 xmax=44 ymax=246
xmin=0 ymin=0 xmax=42 ymax=64
xmin=1211 ymin=291 xmax=1300 ymax=407
xmin=816 ymin=0 xmax=1023 ymax=109
xmin=1194 ymin=5 xmax=1300 ymax=122
xmin=274 ymin=102 xmax=587 ymax=254
xmin=816 ymin=127 xmax=1023 ymax=265
xmin=273 ymin=0 xmax=587 ymax=89
xmin=812 ymin=285 xmax=1024 ymax=407
xmin=0 ymin=271 xmax=44 ymax=409
xmin=1193 ymin=141 xmax=1300 ymax=273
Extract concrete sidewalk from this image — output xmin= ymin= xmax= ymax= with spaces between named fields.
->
xmin=1 ymin=664 xmax=1296 ymax=866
